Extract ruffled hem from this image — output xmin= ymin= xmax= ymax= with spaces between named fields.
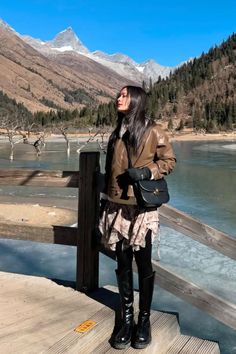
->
xmin=99 ymin=201 xmax=159 ymax=251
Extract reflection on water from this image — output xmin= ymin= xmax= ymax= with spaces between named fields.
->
xmin=169 ymin=140 xmax=236 ymax=236
xmin=0 ymin=140 xmax=81 ymax=170
xmin=0 ymin=140 xmax=101 ymax=199
xmin=156 ymin=140 xmax=236 ymax=305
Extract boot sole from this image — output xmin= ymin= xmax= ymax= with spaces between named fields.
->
xmin=133 ymin=339 xmax=151 ymax=349
xmin=112 ymin=341 xmax=131 ymax=350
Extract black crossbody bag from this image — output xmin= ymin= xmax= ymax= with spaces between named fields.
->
xmin=124 ymin=141 xmax=170 ymax=208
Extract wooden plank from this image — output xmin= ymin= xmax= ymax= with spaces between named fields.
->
xmin=42 ymin=306 xmax=114 ymax=354
xmin=91 ymin=312 xmax=179 ymax=354
xmin=52 ymin=225 xmax=77 ymax=246
xmin=197 ymin=340 xmax=220 ymax=354
xmin=0 ymin=169 xmax=79 ymax=187
xmin=0 ymin=272 xmax=104 ymax=353
xmin=167 ymin=335 xmax=191 ymax=353
xmin=76 ymin=151 xmax=100 ymax=292
xmin=152 ymin=259 xmax=236 ymax=331
xmin=196 ymin=340 xmax=220 ymax=354
xmin=0 ymin=290 xmax=80 ymax=329
xmin=0 ymin=223 xmax=77 ymax=245
xmin=178 ymin=337 xmax=204 ymax=354
xmin=159 ymin=204 xmax=236 ymax=261
xmin=167 ymin=335 xmax=220 ymax=354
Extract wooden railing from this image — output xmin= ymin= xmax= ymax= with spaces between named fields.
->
xmin=0 ymin=151 xmax=236 ymax=331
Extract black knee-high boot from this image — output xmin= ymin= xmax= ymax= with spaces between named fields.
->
xmin=133 ymin=272 xmax=155 ymax=349
xmin=113 ymin=269 xmax=134 ymax=349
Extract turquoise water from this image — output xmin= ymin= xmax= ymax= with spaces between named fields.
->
xmin=156 ymin=140 xmax=236 ymax=308
xmin=169 ymin=140 xmax=236 ymax=236
xmin=1 ymin=139 xmax=235 ymax=236
xmin=0 ymin=139 xmax=236 ymax=353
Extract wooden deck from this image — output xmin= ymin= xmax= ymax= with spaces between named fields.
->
xmin=0 ymin=271 xmax=220 ymax=353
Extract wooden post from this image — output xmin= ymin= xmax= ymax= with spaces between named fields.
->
xmin=76 ymin=151 xmax=100 ymax=292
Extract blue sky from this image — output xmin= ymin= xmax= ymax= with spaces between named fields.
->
xmin=0 ymin=0 xmax=235 ymax=67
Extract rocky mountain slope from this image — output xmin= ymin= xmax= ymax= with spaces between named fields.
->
xmin=21 ymin=26 xmax=174 ymax=83
xmin=0 ymin=20 xmax=134 ymax=112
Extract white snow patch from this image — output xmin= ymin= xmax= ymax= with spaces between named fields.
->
xmin=136 ymin=66 xmax=144 ymax=73
xmin=53 ymin=46 xmax=74 ymax=52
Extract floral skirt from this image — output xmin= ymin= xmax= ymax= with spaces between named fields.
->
xmin=99 ymin=201 xmax=159 ymax=251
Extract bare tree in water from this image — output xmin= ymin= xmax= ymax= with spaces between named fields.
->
xmin=0 ymin=113 xmax=47 ymax=159
xmin=55 ymin=123 xmax=71 ymax=156
xmin=0 ymin=115 xmax=27 ymax=160
xmin=77 ymin=127 xmax=107 ymax=154
xmin=18 ymin=121 xmax=49 ymax=157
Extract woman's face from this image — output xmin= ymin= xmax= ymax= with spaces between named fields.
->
xmin=116 ymin=87 xmax=131 ymax=113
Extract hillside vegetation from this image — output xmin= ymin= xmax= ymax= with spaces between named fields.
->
xmin=147 ymin=33 xmax=236 ymax=132
xmin=1 ymin=33 xmax=236 ymax=133
xmin=93 ymin=33 xmax=236 ymax=132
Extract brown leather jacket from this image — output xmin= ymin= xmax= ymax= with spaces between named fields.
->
xmin=104 ymin=124 xmax=176 ymax=205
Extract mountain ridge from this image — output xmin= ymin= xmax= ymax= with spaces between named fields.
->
xmin=0 ymin=19 xmax=135 ymax=112
xmin=20 ymin=26 xmax=174 ymax=83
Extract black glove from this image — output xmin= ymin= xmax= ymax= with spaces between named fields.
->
xmin=125 ymin=167 xmax=151 ymax=183
xmin=117 ymin=172 xmax=130 ymax=189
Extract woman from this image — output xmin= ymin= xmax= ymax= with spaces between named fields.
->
xmin=99 ymin=85 xmax=176 ymax=349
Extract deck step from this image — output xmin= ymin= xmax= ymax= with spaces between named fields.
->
xmin=41 ymin=306 xmax=114 ymax=354
xmin=91 ymin=310 xmax=180 ymax=353
xmin=167 ymin=335 xmax=220 ymax=354
xmin=41 ymin=287 xmax=140 ymax=354
xmin=0 ymin=273 xmax=221 ymax=354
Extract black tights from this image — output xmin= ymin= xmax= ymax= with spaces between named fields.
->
xmin=115 ymin=230 xmax=153 ymax=279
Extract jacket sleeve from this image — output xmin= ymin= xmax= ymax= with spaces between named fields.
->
xmin=148 ymin=129 xmax=176 ymax=180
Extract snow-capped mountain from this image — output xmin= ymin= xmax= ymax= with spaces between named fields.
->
xmin=88 ymin=50 xmax=173 ymax=83
xmin=0 ymin=19 xmax=175 ymax=83
xmin=21 ymin=27 xmax=89 ymax=57
xmin=0 ymin=20 xmax=136 ymax=91
xmin=48 ymin=27 xmax=89 ymax=54
xmin=0 ymin=19 xmax=136 ymax=112
xmin=20 ymin=35 xmax=52 ymax=55
xmin=92 ymin=51 xmax=138 ymax=66
xmin=87 ymin=51 xmax=144 ymax=83
xmin=0 ymin=19 xmax=17 ymax=34
xmin=137 ymin=59 xmax=172 ymax=82
xmin=90 ymin=52 xmax=173 ymax=80
xmin=86 ymin=51 xmax=171 ymax=82
xmin=20 ymin=27 xmax=174 ymax=83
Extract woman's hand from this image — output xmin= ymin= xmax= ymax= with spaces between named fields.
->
xmin=117 ymin=167 xmax=151 ymax=187
xmin=126 ymin=167 xmax=151 ymax=182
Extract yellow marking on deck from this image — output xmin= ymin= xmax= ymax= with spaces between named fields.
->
xmin=74 ymin=320 xmax=97 ymax=333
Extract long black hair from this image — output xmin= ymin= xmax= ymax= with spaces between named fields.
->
xmin=110 ymin=86 xmax=154 ymax=155
xmin=104 ymin=86 xmax=154 ymax=186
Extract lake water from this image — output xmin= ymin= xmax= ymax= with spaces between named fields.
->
xmin=1 ymin=139 xmax=235 ymax=234
xmin=0 ymin=138 xmax=235 ymax=353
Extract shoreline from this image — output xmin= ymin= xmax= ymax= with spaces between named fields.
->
xmin=169 ymin=131 xmax=236 ymax=142
xmin=0 ymin=201 xmax=77 ymax=227
xmin=1 ymin=130 xmax=236 ymax=144
xmin=54 ymin=131 xmax=236 ymax=143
